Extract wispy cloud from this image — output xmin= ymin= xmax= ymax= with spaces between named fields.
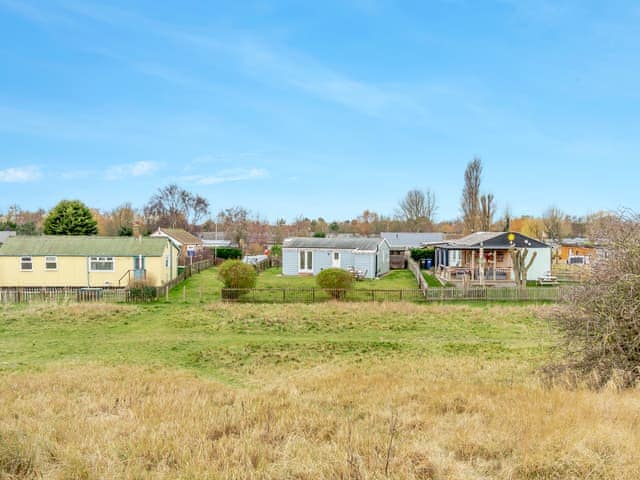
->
xmin=179 ymin=33 xmax=406 ymax=116
xmin=182 ymin=168 xmax=268 ymax=185
xmin=0 ymin=165 xmax=41 ymax=183
xmin=106 ymin=161 xmax=160 ymax=180
xmin=23 ymin=1 xmax=416 ymax=117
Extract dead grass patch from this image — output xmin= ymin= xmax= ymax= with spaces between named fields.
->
xmin=2 ymin=362 xmax=640 ymax=479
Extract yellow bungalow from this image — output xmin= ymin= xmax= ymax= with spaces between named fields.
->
xmin=0 ymin=236 xmax=179 ymax=288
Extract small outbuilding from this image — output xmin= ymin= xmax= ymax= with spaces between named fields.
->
xmin=381 ymin=232 xmax=445 ymax=269
xmin=282 ymin=237 xmax=390 ymax=279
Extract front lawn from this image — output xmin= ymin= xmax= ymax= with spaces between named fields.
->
xmin=256 ymin=267 xmax=419 ymax=290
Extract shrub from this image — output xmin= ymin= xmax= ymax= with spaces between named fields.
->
xmin=410 ymin=247 xmax=434 ymax=262
xmin=316 ymin=268 xmax=353 ymax=299
xmin=550 ymin=210 xmax=640 ymax=388
xmin=218 ymin=260 xmax=257 ymax=289
xmin=128 ymin=277 xmax=158 ymax=302
xmin=212 ymin=247 xmax=242 ymax=260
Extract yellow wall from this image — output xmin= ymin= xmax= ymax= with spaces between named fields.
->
xmin=0 ymin=243 xmax=178 ymax=288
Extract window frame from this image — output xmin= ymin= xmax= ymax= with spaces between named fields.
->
xmin=89 ymin=256 xmax=115 ymax=272
xmin=44 ymin=256 xmax=58 ymax=271
xmin=20 ymin=256 xmax=33 ymax=272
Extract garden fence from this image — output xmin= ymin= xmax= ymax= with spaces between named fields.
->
xmin=221 ymin=286 xmax=572 ymax=304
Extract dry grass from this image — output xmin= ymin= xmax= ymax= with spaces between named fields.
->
xmin=2 ymin=361 xmax=640 ymax=479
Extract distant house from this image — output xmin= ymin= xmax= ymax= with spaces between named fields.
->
xmin=282 ymin=237 xmax=390 ymax=279
xmin=0 ymin=235 xmax=179 ymax=288
xmin=0 ymin=231 xmax=16 ymax=246
xmin=380 ymin=232 xmax=445 ymax=269
xmin=555 ymin=238 xmax=596 ymax=264
xmin=150 ymin=228 xmax=203 ymax=260
xmin=434 ymin=231 xmax=552 ymax=285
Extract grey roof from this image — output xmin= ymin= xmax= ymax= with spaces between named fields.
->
xmin=441 ymin=231 xmax=549 ymax=249
xmin=199 ymin=231 xmax=227 ymax=241
xmin=283 ymin=237 xmax=386 ymax=251
xmin=380 ymin=232 xmax=445 ymax=249
xmin=0 ymin=235 xmax=171 ymax=257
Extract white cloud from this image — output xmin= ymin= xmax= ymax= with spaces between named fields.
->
xmin=184 ymin=168 xmax=269 ymax=185
xmin=106 ymin=161 xmax=160 ymax=180
xmin=0 ymin=165 xmax=41 ymax=183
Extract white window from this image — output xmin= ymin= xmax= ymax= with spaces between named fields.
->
xmin=20 ymin=256 xmax=33 ymax=271
xmin=45 ymin=256 xmax=57 ymax=271
xmin=299 ymin=250 xmax=313 ymax=272
xmin=89 ymin=256 xmax=114 ymax=272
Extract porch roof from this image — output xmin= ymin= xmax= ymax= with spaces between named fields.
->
xmin=437 ymin=231 xmax=549 ymax=250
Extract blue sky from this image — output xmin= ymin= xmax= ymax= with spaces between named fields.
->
xmin=0 ymin=0 xmax=638 ymax=223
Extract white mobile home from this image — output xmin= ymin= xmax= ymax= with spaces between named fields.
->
xmin=282 ymin=237 xmax=390 ymax=279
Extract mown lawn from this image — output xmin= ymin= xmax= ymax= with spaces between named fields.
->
xmin=168 ymin=267 xmax=420 ymax=303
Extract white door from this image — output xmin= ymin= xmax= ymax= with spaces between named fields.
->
xmin=299 ymin=250 xmax=313 ymax=273
xmin=332 ymin=251 xmax=340 ymax=268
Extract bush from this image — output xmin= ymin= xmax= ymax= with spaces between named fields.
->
xmin=410 ymin=247 xmax=434 ymax=262
xmin=550 ymin=210 xmax=640 ymax=388
xmin=127 ymin=276 xmax=158 ymax=302
xmin=212 ymin=247 xmax=242 ymax=260
xmin=218 ymin=260 xmax=257 ymax=289
xmin=316 ymin=268 xmax=353 ymax=299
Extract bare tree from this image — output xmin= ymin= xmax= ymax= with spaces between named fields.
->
xmin=398 ymin=188 xmax=437 ymax=231
xmin=144 ymin=184 xmax=209 ymax=230
xmin=542 ymin=206 xmax=568 ymax=242
xmin=509 ymin=247 xmax=537 ymax=288
xmin=219 ymin=206 xmax=249 ymax=245
xmin=480 ymin=193 xmax=495 ymax=231
xmin=461 ymin=158 xmax=482 ymax=232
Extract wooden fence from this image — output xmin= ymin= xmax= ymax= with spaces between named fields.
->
xmin=221 ymin=286 xmax=572 ymax=304
xmin=0 ymin=258 xmax=216 ymax=305
xmin=0 ymin=287 xmax=129 ymax=304
xmin=407 ymin=257 xmax=428 ymax=292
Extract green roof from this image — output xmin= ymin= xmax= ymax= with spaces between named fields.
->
xmin=0 ymin=236 xmax=171 ymax=257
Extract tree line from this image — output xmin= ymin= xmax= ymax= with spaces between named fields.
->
xmin=0 ymin=158 xmax=610 ymax=247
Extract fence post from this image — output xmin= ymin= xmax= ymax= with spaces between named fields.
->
xmin=312 ymin=289 xmax=315 ymax=303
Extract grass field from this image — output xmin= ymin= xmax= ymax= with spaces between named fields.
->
xmin=2 ymin=269 xmax=640 ymax=478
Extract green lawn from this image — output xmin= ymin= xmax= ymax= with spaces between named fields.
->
xmin=257 ymin=267 xmax=419 ymax=289
xmin=0 ymin=299 xmax=554 ymax=384
xmin=422 ymin=270 xmax=444 ymax=287
xmin=168 ymin=267 xmax=421 ymax=303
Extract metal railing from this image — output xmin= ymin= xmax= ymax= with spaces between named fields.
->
xmin=221 ymin=286 xmax=572 ymax=303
